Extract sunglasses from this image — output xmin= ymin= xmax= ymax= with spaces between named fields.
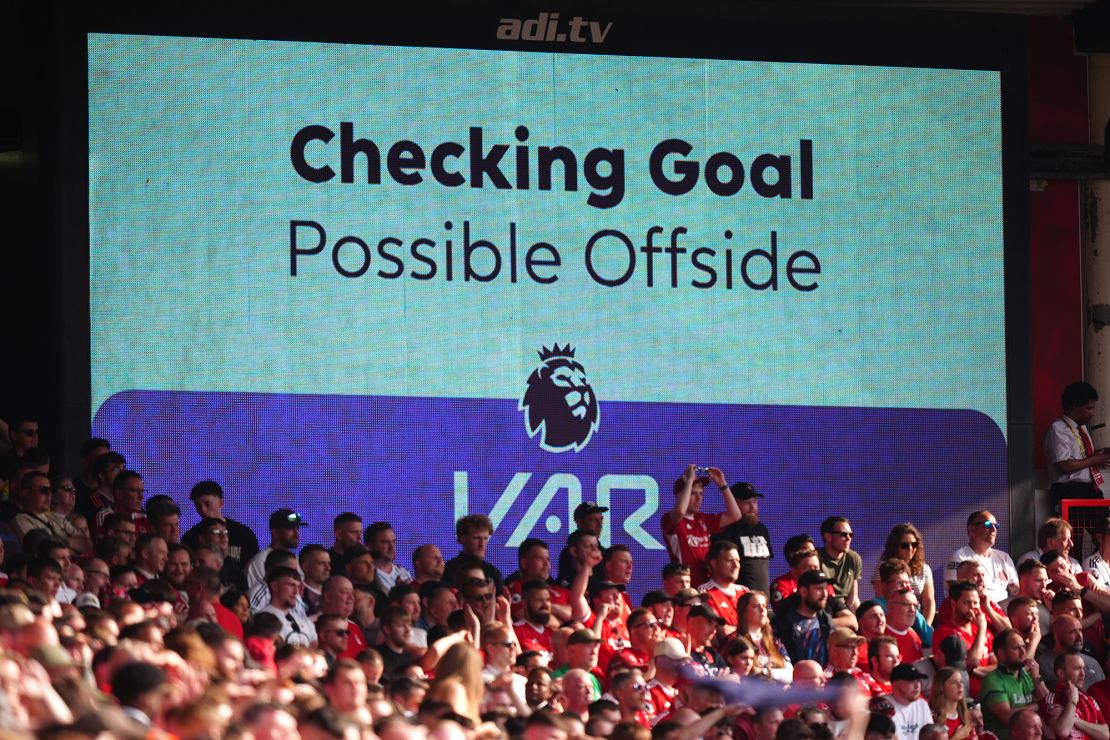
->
xmin=329 ymin=629 xmax=350 ymax=637
xmin=832 ymin=531 xmax=853 ymax=538
xmin=973 ymin=520 xmax=999 ymax=530
xmin=899 ymin=541 xmax=918 ymax=550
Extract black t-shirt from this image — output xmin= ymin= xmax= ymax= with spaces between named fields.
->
xmin=378 ymin=643 xmax=415 ymax=684
xmin=715 ymin=520 xmax=772 ymax=595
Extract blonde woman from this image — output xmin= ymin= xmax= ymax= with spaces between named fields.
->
xmin=929 ymin=666 xmax=976 ymax=740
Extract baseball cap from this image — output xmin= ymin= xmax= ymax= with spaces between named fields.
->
xmin=891 ymin=663 xmax=928 ymax=681
xmin=674 ymin=588 xmax=704 ymax=606
xmin=727 ymin=482 xmax=763 ymax=500
xmin=828 ymin=627 xmax=865 ymax=647
xmin=589 ymin=580 xmax=626 ymax=597
xmin=687 ymin=604 xmax=724 ymax=624
xmin=938 ymin=636 xmax=968 ymax=666
xmin=798 ymin=570 xmax=832 ymax=588
xmin=269 ymin=509 xmax=306 ymax=529
xmin=74 ymin=592 xmax=101 ymax=609
xmin=574 ymin=502 xmax=609 ymax=519
xmin=654 ymin=637 xmax=690 ymax=661
xmin=567 ymin=629 xmax=602 ymax=646
xmin=642 ymin=590 xmax=677 ymax=607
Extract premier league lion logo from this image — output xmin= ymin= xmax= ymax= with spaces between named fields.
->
xmin=519 ymin=344 xmax=600 ymax=453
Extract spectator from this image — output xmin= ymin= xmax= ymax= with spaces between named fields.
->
xmin=1001 ymin=559 xmax=1051 ymax=637
xmin=871 ymin=524 xmax=936 ymax=624
xmin=978 ymin=629 xmax=1048 ymax=739
xmin=1006 ymin=707 xmax=1042 ymax=740
xmin=887 ymin=664 xmax=931 ymax=740
xmin=329 ymin=512 xmax=363 ymax=566
xmin=557 ymin=501 xmax=608 ymax=586
xmin=245 ymin=509 xmax=306 ymax=588
xmin=514 ymin=580 xmax=556 ymax=663
xmin=257 ymin=566 xmax=315 ymax=647
xmin=686 ymin=604 xmax=726 ymax=676
xmin=698 ymin=540 xmax=748 ymax=629
xmin=132 ymin=533 xmax=168 ymax=584
xmin=818 ymin=516 xmax=863 ymax=611
xmin=78 ymin=450 xmax=125 ymax=521
xmin=884 ymin=587 xmax=925 ymax=665
xmin=442 ymin=514 xmax=504 ymax=591
xmin=1045 ymin=381 xmax=1109 ymax=510
xmin=863 ymin=636 xmax=900 ymax=697
xmin=933 ymin=580 xmax=996 ymax=695
xmin=661 ymin=465 xmax=742 ymax=587
xmin=404 ymin=546 xmax=442 ymax=591
xmin=660 ymin=563 xmax=691 ymax=597
xmin=378 ymin=605 xmax=419 ymax=682
xmin=602 ymin=545 xmax=635 ymax=598
xmin=11 ymin=471 xmax=90 ymax=554
xmin=729 ymin=590 xmax=787 ymax=681
xmin=928 ymin=666 xmax=975 ymax=740
xmin=713 ymin=481 xmax=773 ymax=594
xmin=366 ymin=521 xmax=412 ymax=592
xmin=1037 ymin=614 xmax=1105 ymax=691
xmin=111 ymin=660 xmax=166 ymax=729
xmin=641 ymin=590 xmax=679 ymax=642
xmin=507 ymin=538 xmax=572 ymax=622
xmin=945 ymin=512 xmax=1018 ymax=605
xmin=1017 ymin=517 xmax=1082 ymax=573
xmin=72 ymin=437 xmax=110 ymax=507
xmin=146 ymin=499 xmax=181 ymax=544
xmin=416 ymin=581 xmax=457 ymax=634
xmin=299 ymin=543 xmax=331 ymax=616
xmin=773 ymin=570 xmax=836 ymax=665
xmin=181 ymin=481 xmax=259 ymax=567
xmin=316 ymin=612 xmax=351 ymax=670
xmin=856 ymin=600 xmax=887 ymax=670
xmin=1004 ymin=597 xmax=1042 ymax=657
xmin=0 ymin=415 xmax=39 ymax=482
xmin=1044 ymin=652 xmax=1109 ymax=740
xmin=317 ymin=575 xmax=368 ymax=660
xmin=552 ymin=628 xmax=603 ymax=699
xmin=611 ymin=668 xmax=652 ymax=727
xmin=771 ymin=536 xmax=821 ymax=605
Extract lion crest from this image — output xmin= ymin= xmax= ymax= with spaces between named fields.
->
xmin=519 ymin=344 xmax=599 ymax=453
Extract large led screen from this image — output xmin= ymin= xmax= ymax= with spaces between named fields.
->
xmin=88 ymin=32 xmax=1007 ymax=599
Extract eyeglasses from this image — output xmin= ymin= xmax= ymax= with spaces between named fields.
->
xmin=832 ymin=531 xmax=853 ymax=539
xmin=633 ymin=620 xmax=660 ymax=630
xmin=973 ymin=520 xmax=999 ymax=530
xmin=899 ymin=541 xmax=919 ymax=550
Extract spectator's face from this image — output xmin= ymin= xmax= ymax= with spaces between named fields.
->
xmin=859 ymin=605 xmax=886 ymax=636
xmin=824 ymin=521 xmax=854 ymax=554
xmin=116 ymin=478 xmax=145 ymax=513
xmin=32 ymin=567 xmax=63 ymax=596
xmin=113 ymin=521 xmax=138 ymax=547
xmin=273 ymin=526 xmax=300 ymax=550
xmin=99 ymin=460 xmax=124 ymax=489
xmin=1055 ymin=617 xmax=1085 ymax=652
xmin=739 ymin=496 xmax=759 ymax=524
xmin=1010 ymin=711 xmax=1043 ymax=740
xmin=323 ymin=578 xmax=356 ymax=617
xmin=1048 ymin=529 xmax=1075 ymax=557
xmin=1054 ymin=598 xmax=1083 ymax=621
xmin=953 ymin=590 xmax=980 ymax=624
xmin=154 ymin=514 xmax=180 ymax=543
xmin=563 ymin=672 xmax=593 ymax=707
xmin=520 ymin=546 xmax=551 ymax=581
xmin=143 ymin=539 xmax=169 ymax=574
xmin=753 ymin=708 xmax=784 ymax=740
xmin=459 ymin=527 xmax=491 ymax=559
xmin=1047 ymin=558 xmax=1074 ymax=584
xmin=427 ymin=589 xmax=458 ymax=625
xmin=711 ymin=547 xmax=740 ymax=585
xmin=968 ymin=513 xmax=998 ymax=548
xmin=568 ymin=641 xmax=599 ymax=668
xmin=353 ymin=590 xmax=377 ymax=625
xmin=688 ymin=615 xmax=716 ymax=646
xmin=11 ymin=422 xmax=38 ymax=452
xmin=384 ymin=617 xmax=412 ymax=647
xmin=369 ymin=528 xmax=397 ymax=562
xmin=829 ymin=640 xmax=861 ymax=670
xmin=1021 ymin=566 xmax=1049 ymax=598
xmin=605 ymin=550 xmax=634 ymax=585
xmin=1057 ymin=653 xmax=1086 ymax=690
xmin=195 ymin=547 xmax=223 ymax=571
xmin=230 ymin=595 xmax=250 ymax=624
xmin=485 ymin=631 xmax=517 ymax=665
xmin=399 ymin=592 xmax=421 ymax=621
xmin=318 ymin=621 xmax=350 ymax=655
xmin=651 ymin=600 xmax=675 ymax=626
xmin=792 ymin=661 xmax=826 ymax=688
xmin=663 ymin=571 xmax=691 ymax=595
xmin=334 ymin=520 xmax=363 ymax=548
xmin=301 ymin=551 xmax=332 ymax=585
xmin=729 ymin=647 xmax=756 ymax=676
xmin=892 ymin=678 xmax=922 ymax=704
xmin=687 ymin=481 xmax=705 ymax=513
xmin=629 ymin=613 xmax=663 ymax=647
xmin=193 ymin=493 xmax=222 ymax=519
xmin=572 ymin=534 xmax=601 ymax=566
xmin=887 ymin=592 xmax=919 ymax=631
xmin=83 ymin=560 xmax=111 ymax=595
xmin=959 ymin=564 xmax=987 ymax=592
xmin=796 ymin=554 xmax=821 ymax=577
xmin=23 ymin=476 xmax=52 ymax=514
xmin=593 ymin=587 xmax=622 ymax=616
xmin=47 ymin=547 xmax=72 ymax=572
xmin=800 ymin=584 xmax=829 ymax=612
xmin=998 ymin=632 xmax=1027 ymax=669
xmin=163 ymin=548 xmax=191 ymax=587
xmin=413 ymin=545 xmax=444 ymax=580
xmin=270 ymin=576 xmax=302 ymax=610
xmin=578 ymin=511 xmax=605 ymax=536
xmin=942 ymin=671 xmax=965 ymax=702
xmin=54 ymin=478 xmax=76 ymax=512
xmin=346 ymin=555 xmax=376 ymax=585
xmin=527 ymin=671 xmax=555 ymax=706
xmin=871 ymin=643 xmax=900 ymax=681
xmin=253 ymin=708 xmax=301 ymax=740
xmin=744 ymin=592 xmax=770 ymax=627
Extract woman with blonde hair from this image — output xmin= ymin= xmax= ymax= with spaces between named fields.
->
xmin=426 ymin=642 xmax=484 ymax=727
xmin=929 ymin=666 xmax=975 ymax=739
xmin=736 ymin=591 xmax=791 ymax=682
xmin=872 ymin=523 xmax=936 ymax=623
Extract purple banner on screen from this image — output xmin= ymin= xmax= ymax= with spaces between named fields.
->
xmin=94 ymin=391 xmax=1007 ymax=603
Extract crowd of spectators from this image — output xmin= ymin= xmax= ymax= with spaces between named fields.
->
xmin=0 ymin=404 xmax=1107 ymax=740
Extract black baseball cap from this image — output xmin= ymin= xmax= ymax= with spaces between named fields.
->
xmin=269 ymin=508 xmax=306 ymax=529
xmin=891 ymin=663 xmax=928 ymax=681
xmin=589 ymin=580 xmax=626 ymax=597
xmin=798 ymin=570 xmax=832 ymax=587
xmin=574 ymin=502 xmax=609 ymax=519
xmin=642 ymin=590 xmax=678 ymax=607
xmin=687 ymin=604 xmax=725 ymax=624
xmin=727 ymin=482 xmax=763 ymax=500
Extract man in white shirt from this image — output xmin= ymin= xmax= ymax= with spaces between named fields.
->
xmin=257 ymin=566 xmax=316 ymax=647
xmin=1017 ymin=518 xmax=1082 ymax=574
xmin=945 ymin=511 xmax=1018 ymax=604
xmin=886 ymin=663 xmax=932 ymax=740
xmin=245 ymin=509 xmax=305 ymax=589
xmin=365 ymin=522 xmax=413 ymax=593
xmin=1045 ymin=381 xmax=1109 ymax=512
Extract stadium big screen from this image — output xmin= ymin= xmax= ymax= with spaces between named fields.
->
xmin=86 ymin=10 xmax=1022 ymax=600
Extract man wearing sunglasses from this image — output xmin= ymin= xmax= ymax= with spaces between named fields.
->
xmin=945 ymin=511 xmax=1018 ymax=605
xmin=819 ymin=516 xmax=863 ymax=611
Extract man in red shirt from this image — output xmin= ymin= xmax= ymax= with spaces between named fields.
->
xmin=184 ymin=565 xmax=243 ymax=640
xmin=513 ymin=580 xmax=555 ymax=664
xmin=613 ymin=608 xmax=663 ymax=677
xmin=770 ymin=537 xmax=821 ymax=605
xmin=582 ymin=581 xmax=631 ymax=671
xmin=933 ymin=580 xmax=996 ymax=695
xmin=698 ymin=540 xmax=748 ymax=630
xmin=861 ymin=635 xmax=899 ymax=696
xmin=885 ymin=588 xmax=925 ymax=664
xmin=506 ymin=539 xmax=571 ymax=622
xmin=824 ymin=627 xmax=882 ymax=697
xmin=316 ymin=575 xmax=368 ymax=661
xmin=612 ymin=668 xmax=653 ymax=727
xmin=938 ymin=560 xmax=1011 ymax=635
xmin=661 ymin=465 xmax=742 ymax=587
xmin=1046 ymin=652 xmax=1109 ymax=740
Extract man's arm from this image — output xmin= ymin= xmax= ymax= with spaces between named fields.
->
xmin=707 ymin=468 xmax=742 ymax=527
xmin=666 ymin=464 xmax=697 ymax=526
xmin=966 ymin=609 xmax=988 ymax=670
xmin=984 ymin=600 xmax=1012 ymax=634
xmin=1048 ymin=423 xmax=1110 ymax=472
xmin=568 ymin=549 xmax=602 ymax=622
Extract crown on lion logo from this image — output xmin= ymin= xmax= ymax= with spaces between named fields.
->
xmin=538 ymin=344 xmax=577 ymax=362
